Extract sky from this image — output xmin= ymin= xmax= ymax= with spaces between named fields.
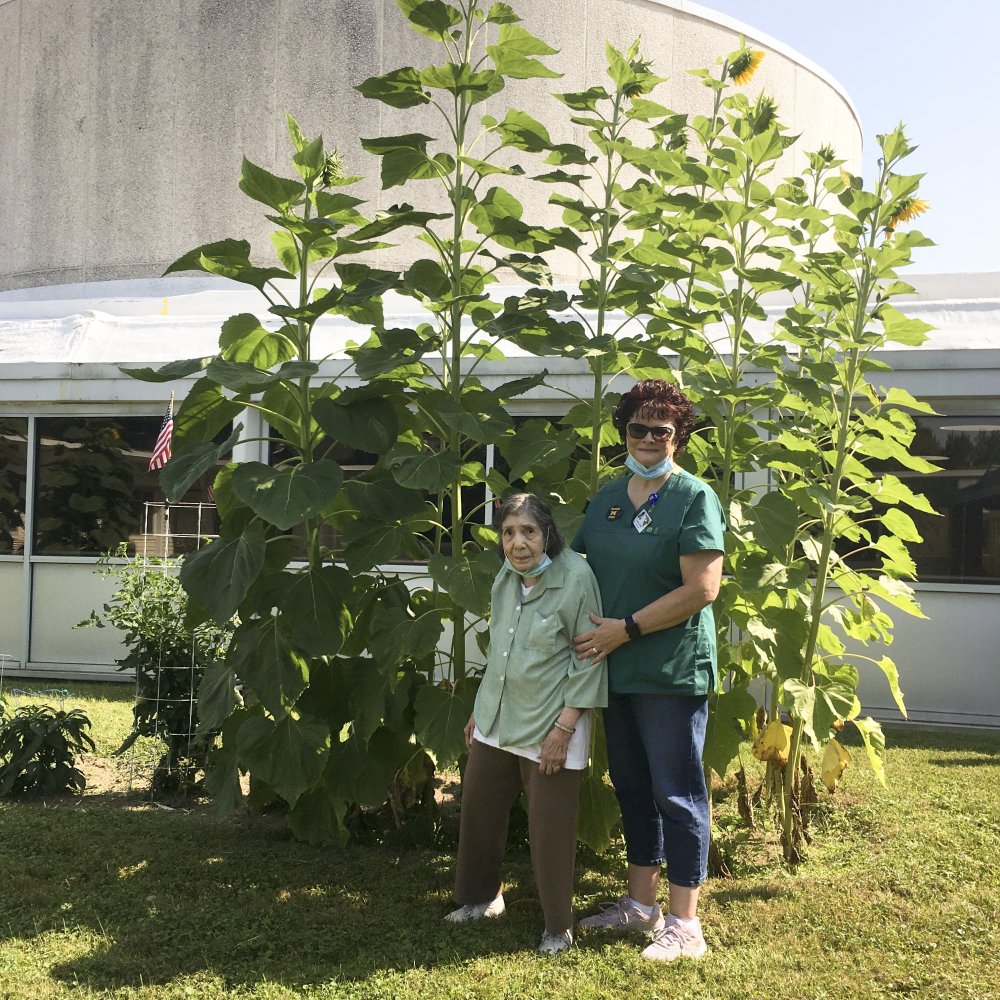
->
xmin=700 ymin=0 xmax=998 ymax=275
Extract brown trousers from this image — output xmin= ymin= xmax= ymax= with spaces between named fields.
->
xmin=454 ymin=738 xmax=583 ymax=934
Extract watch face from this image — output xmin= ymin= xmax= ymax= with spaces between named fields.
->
xmin=625 ymin=617 xmax=641 ymax=640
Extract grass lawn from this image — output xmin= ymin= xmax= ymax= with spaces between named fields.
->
xmin=0 ymin=683 xmax=997 ymax=1000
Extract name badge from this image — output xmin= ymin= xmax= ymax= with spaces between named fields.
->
xmin=632 ymin=509 xmax=652 ymax=533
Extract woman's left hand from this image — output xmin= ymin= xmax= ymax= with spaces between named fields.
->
xmin=573 ymin=613 xmax=628 ymax=663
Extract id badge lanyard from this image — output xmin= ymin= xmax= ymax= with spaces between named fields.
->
xmin=632 ymin=492 xmax=659 ymax=533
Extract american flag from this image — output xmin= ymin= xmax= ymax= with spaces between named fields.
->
xmin=148 ymin=398 xmax=174 ymax=471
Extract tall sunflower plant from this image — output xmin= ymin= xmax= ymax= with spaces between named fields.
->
xmin=122 ymin=117 xmax=431 ymax=846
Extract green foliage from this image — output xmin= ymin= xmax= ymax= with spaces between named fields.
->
xmin=78 ymin=546 xmax=232 ymax=792
xmin=122 ymin=5 xmax=934 ymax=862
xmin=0 ymin=705 xmax=95 ymax=797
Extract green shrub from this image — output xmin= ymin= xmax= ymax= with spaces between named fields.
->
xmin=0 ymin=705 xmax=95 ymax=797
xmin=79 ymin=545 xmax=233 ymax=793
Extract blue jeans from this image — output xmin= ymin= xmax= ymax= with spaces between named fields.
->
xmin=603 ymin=692 xmax=709 ymax=888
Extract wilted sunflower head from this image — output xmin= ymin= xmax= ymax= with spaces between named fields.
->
xmin=728 ymin=48 xmax=764 ymax=86
xmin=885 ymin=196 xmax=930 ymax=235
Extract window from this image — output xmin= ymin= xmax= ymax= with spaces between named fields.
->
xmin=903 ymin=416 xmax=1000 ymax=583
xmin=33 ymin=416 xmax=225 ymax=557
xmin=0 ymin=418 xmax=28 ymax=555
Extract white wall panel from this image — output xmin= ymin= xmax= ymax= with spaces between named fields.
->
xmin=29 ymin=562 xmax=124 ymax=670
xmin=0 ymin=562 xmax=25 ymax=667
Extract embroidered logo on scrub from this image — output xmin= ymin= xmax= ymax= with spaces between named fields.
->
xmin=606 ymin=506 xmax=622 ymax=520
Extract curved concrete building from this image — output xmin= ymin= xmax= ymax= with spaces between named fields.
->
xmin=0 ymin=0 xmax=862 ymax=291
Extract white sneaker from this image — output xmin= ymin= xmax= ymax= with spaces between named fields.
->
xmin=578 ymin=895 xmax=665 ymax=934
xmin=538 ymin=928 xmax=573 ymax=955
xmin=641 ymin=915 xmax=708 ymax=961
xmin=443 ymin=894 xmax=506 ymax=923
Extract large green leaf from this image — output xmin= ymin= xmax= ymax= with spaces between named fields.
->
xmin=196 ymin=660 xmax=239 ymax=734
xmin=414 ymin=683 xmax=476 ymax=767
xmin=418 ymin=63 xmax=497 ymax=97
xmin=350 ymin=327 xmax=435 ymax=379
xmin=783 ymin=662 xmax=857 ymax=746
xmin=226 ymin=614 xmax=309 ymax=716
xmin=874 ymin=654 xmax=907 ymax=718
xmin=330 ymin=725 xmax=410 ymax=806
xmin=239 ymin=157 xmax=305 ymax=213
xmin=119 ymin=357 xmax=212 ymax=383
xmin=165 ymin=240 xmax=292 ymax=291
xmin=703 ymin=686 xmax=758 ymax=778
xmin=851 ymin=716 xmax=887 ymax=786
xmin=746 ymin=489 xmax=799 ymax=551
xmin=237 ymin=711 xmax=330 ymax=807
xmin=160 ymin=424 xmax=242 ymax=503
xmin=396 ymin=0 xmax=462 ymax=40
xmin=577 ymin=715 xmax=621 ymax=854
xmin=497 ymin=419 xmax=577 ymax=481
xmin=428 ymin=551 xmax=496 ymax=616
xmin=172 ymin=378 xmax=245 ymax=450
xmin=203 ymin=707 xmax=254 ymax=817
xmin=278 ymin=566 xmax=354 ymax=657
xmin=432 ymin=390 xmax=512 ymax=444
xmin=313 ymin=391 xmax=399 ymax=454
xmin=369 ymin=604 xmax=444 ymax=668
xmin=164 ymin=239 xmax=253 ymax=277
xmin=488 ymin=23 xmax=561 ymax=80
xmin=288 ymin=765 xmax=349 ymax=847
xmin=356 ymin=67 xmax=430 ymax=109
xmin=230 ymin=460 xmax=343 ymax=530
xmin=179 ymin=520 xmax=266 ymax=623
xmin=343 ymin=521 xmax=421 ymax=574
xmin=386 ymin=447 xmax=463 ymax=491
xmin=219 ymin=314 xmax=296 ymax=368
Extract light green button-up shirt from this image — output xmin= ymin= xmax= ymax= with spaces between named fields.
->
xmin=474 ymin=548 xmax=608 ymax=749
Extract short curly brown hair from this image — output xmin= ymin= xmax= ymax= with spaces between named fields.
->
xmin=612 ymin=379 xmax=697 ymax=452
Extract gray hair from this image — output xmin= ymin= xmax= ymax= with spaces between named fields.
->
xmin=494 ymin=493 xmax=566 ymax=560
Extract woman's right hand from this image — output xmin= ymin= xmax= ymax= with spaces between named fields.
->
xmin=464 ymin=713 xmax=475 ymax=750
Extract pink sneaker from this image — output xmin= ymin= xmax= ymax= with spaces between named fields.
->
xmin=578 ymin=896 xmax=665 ymax=934
xmin=641 ymin=915 xmax=708 ymax=961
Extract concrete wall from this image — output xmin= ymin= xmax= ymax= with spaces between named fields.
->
xmin=0 ymin=0 xmax=861 ymax=292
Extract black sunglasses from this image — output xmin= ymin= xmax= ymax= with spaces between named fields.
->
xmin=626 ymin=421 xmax=675 ymax=442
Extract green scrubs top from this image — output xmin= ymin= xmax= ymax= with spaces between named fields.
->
xmin=572 ymin=469 xmax=726 ymax=696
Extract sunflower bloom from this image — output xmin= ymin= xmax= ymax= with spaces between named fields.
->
xmin=839 ymin=168 xmax=852 ymax=186
xmin=729 ymin=48 xmax=764 ymax=86
xmin=886 ymin=196 xmax=929 ymax=235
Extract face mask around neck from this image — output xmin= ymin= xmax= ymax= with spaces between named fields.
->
xmin=625 ymin=453 xmax=673 ymax=479
xmin=503 ymin=553 xmax=553 ymax=579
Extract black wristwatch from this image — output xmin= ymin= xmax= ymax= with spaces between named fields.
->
xmin=624 ymin=615 xmax=642 ymax=641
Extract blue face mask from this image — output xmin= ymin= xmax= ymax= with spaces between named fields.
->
xmin=625 ymin=453 xmax=673 ymax=479
xmin=503 ymin=553 xmax=553 ymax=579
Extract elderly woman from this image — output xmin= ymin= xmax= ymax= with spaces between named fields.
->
xmin=572 ymin=379 xmax=725 ymax=962
xmin=445 ymin=492 xmax=607 ymax=956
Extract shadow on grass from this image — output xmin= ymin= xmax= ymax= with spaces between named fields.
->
xmin=927 ymin=755 xmax=1000 ymax=767
xmin=711 ymin=883 xmax=788 ymax=906
xmin=0 ymin=801 xmax=578 ymax=993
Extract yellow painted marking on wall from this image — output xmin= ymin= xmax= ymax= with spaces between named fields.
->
xmin=160 ymin=297 xmax=169 ymax=316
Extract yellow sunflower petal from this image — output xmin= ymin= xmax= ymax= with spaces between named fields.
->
xmin=729 ymin=49 xmax=765 ymax=86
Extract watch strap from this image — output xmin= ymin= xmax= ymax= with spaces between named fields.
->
xmin=624 ymin=614 xmax=642 ymax=641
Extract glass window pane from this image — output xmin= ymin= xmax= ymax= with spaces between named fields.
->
xmin=903 ymin=417 xmax=1000 ymax=583
xmin=33 ymin=416 xmax=227 ymax=557
xmin=0 ymin=418 xmax=28 ymax=555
